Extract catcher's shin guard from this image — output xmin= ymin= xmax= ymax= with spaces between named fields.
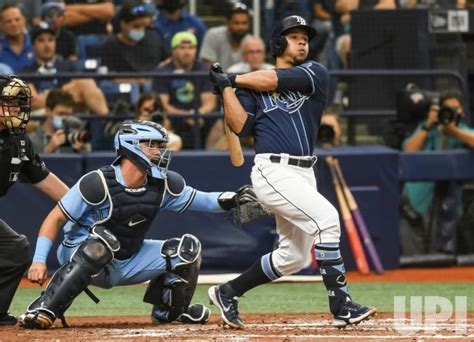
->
xmin=145 ymin=234 xmax=203 ymax=323
xmin=20 ymin=233 xmax=118 ymax=329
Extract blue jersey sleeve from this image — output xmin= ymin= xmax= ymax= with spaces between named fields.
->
xmin=161 ymin=186 xmax=223 ymax=213
xmin=236 ymin=88 xmax=256 ymax=137
xmin=276 ymin=61 xmax=329 ymax=101
xmin=58 ymin=182 xmax=91 ymax=222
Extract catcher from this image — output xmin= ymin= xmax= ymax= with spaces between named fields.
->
xmin=19 ymin=120 xmax=267 ymax=329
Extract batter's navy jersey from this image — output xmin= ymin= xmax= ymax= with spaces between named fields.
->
xmin=237 ymin=61 xmax=329 ymax=156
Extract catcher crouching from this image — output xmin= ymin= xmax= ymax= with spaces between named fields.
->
xmin=19 ymin=120 xmax=269 ymax=329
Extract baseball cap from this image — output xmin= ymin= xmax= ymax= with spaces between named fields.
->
xmin=119 ymin=1 xmax=156 ymax=22
xmin=30 ymin=22 xmax=56 ymax=43
xmin=171 ymin=31 xmax=197 ymax=49
xmin=41 ymin=1 xmax=65 ymax=18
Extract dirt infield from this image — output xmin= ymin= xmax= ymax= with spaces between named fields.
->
xmin=4 ymin=313 xmax=474 ymax=341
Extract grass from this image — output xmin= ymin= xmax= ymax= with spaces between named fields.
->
xmin=10 ymin=282 xmax=474 ymax=317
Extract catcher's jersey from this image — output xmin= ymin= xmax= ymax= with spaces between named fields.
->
xmin=237 ymin=61 xmax=329 ymax=156
xmin=58 ymin=163 xmax=223 ymax=241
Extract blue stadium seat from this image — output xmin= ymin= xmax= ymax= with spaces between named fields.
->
xmin=99 ymin=80 xmax=140 ymax=108
xmin=77 ymin=34 xmax=105 ymax=60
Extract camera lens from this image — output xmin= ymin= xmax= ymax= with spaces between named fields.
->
xmin=438 ymin=106 xmax=456 ymax=125
xmin=67 ymin=130 xmax=90 ymax=145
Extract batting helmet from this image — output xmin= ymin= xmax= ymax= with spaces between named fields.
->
xmin=0 ymin=75 xmax=32 ymax=132
xmin=114 ymin=120 xmax=171 ymax=179
xmin=270 ymin=15 xmax=318 ymax=58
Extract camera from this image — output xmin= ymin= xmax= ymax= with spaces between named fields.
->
xmin=317 ymin=124 xmax=336 ymax=146
xmin=150 ymin=110 xmax=164 ymax=125
xmin=396 ymin=83 xmax=439 ymax=123
xmin=54 ymin=116 xmax=90 ymax=145
xmin=437 ymin=106 xmax=457 ymax=125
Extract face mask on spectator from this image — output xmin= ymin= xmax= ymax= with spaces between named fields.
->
xmin=128 ymin=29 xmax=145 ymax=42
xmin=52 ymin=116 xmax=63 ymax=130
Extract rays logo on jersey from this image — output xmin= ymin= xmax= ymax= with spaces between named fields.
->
xmin=261 ymin=90 xmax=309 ymax=114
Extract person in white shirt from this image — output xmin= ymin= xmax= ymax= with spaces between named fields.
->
xmin=227 ymin=35 xmax=274 ymax=73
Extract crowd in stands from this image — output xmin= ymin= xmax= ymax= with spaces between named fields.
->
xmin=0 ymin=0 xmax=471 ymax=153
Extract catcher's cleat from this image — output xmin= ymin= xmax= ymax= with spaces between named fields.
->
xmin=208 ymin=285 xmax=244 ymax=329
xmin=18 ymin=311 xmax=54 ymax=329
xmin=333 ymin=297 xmax=377 ymax=327
xmin=176 ymin=304 xmax=211 ymax=324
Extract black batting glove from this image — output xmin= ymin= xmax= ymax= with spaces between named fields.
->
xmin=209 ymin=68 xmax=232 ymax=94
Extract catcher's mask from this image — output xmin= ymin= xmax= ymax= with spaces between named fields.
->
xmin=114 ymin=120 xmax=172 ymax=179
xmin=0 ymin=76 xmax=32 ymax=132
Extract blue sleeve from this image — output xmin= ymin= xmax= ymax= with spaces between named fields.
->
xmin=161 ymin=186 xmax=223 ymax=213
xmin=276 ymin=61 xmax=329 ymax=101
xmin=236 ymin=88 xmax=256 ymax=137
xmin=58 ymin=182 xmax=91 ymax=222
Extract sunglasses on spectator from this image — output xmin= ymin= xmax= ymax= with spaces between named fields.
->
xmin=131 ymin=4 xmax=156 ymax=16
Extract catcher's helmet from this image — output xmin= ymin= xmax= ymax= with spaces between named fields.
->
xmin=0 ymin=75 xmax=32 ymax=132
xmin=270 ymin=15 xmax=318 ymax=58
xmin=114 ymin=120 xmax=171 ymax=179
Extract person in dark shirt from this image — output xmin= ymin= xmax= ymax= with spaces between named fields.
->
xmin=155 ymin=31 xmax=216 ymax=149
xmin=100 ymin=1 xmax=167 ymax=72
xmin=0 ymin=75 xmax=68 ymax=326
xmin=62 ymin=0 xmax=115 ymax=36
xmin=20 ymin=23 xmax=109 ymax=116
xmin=41 ymin=1 xmax=78 ymax=62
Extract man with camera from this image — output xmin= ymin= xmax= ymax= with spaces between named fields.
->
xmin=29 ymin=88 xmax=90 ymax=153
xmin=402 ymin=90 xmax=474 ymax=255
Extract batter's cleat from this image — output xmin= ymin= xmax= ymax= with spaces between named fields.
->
xmin=333 ymin=297 xmax=377 ymax=327
xmin=18 ymin=311 xmax=54 ymax=329
xmin=208 ymin=285 xmax=244 ymax=329
xmin=176 ymin=304 xmax=211 ymax=324
xmin=0 ymin=312 xmax=17 ymax=326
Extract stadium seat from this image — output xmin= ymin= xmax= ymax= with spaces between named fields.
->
xmin=99 ymin=80 xmax=140 ymax=108
xmin=77 ymin=34 xmax=105 ymax=60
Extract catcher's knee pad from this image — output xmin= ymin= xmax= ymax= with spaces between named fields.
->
xmin=144 ymin=234 xmax=202 ymax=323
xmin=20 ymin=229 xmax=119 ymax=329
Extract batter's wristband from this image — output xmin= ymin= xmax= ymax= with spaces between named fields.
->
xmin=229 ymin=74 xmax=237 ymax=88
xmin=32 ymin=236 xmax=53 ymax=263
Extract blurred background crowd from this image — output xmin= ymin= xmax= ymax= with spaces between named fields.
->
xmin=1 ymin=0 xmax=474 ymax=258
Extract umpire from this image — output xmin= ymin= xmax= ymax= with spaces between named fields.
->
xmin=0 ymin=75 xmax=68 ymax=325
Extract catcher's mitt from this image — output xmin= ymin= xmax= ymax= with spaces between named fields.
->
xmin=232 ymin=185 xmax=273 ymax=225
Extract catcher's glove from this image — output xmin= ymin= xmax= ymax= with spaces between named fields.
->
xmin=218 ymin=185 xmax=273 ymax=225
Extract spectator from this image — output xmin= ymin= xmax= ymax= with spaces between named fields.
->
xmin=154 ymin=0 xmax=207 ymax=55
xmin=199 ymin=2 xmax=251 ymax=71
xmin=317 ymin=107 xmax=343 ymax=147
xmin=135 ymin=92 xmax=182 ymax=151
xmin=310 ymin=0 xmax=338 ymax=69
xmin=62 ymin=0 xmax=115 ymax=35
xmin=21 ymin=22 xmax=109 ymax=116
xmin=401 ymin=90 xmax=474 ymax=255
xmin=100 ymin=0 xmax=167 ymax=72
xmin=0 ymin=0 xmax=41 ymax=29
xmin=227 ymin=35 xmax=274 ymax=73
xmin=155 ymin=31 xmax=217 ymax=149
xmin=0 ymin=4 xmax=35 ymax=72
xmin=28 ymin=88 xmax=90 ymax=153
xmin=41 ymin=1 xmax=78 ymax=62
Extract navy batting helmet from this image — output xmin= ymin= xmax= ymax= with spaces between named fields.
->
xmin=270 ymin=15 xmax=318 ymax=58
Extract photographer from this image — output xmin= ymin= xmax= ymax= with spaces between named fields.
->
xmin=401 ymin=89 xmax=474 ymax=255
xmin=29 ymin=88 xmax=90 ymax=153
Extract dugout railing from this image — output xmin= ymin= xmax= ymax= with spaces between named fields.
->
xmin=18 ymin=69 xmax=469 ymax=149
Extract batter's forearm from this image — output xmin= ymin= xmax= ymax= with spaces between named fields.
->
xmin=235 ymin=70 xmax=278 ymax=91
xmin=222 ymin=88 xmax=248 ymax=133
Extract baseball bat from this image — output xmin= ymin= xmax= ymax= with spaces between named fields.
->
xmin=212 ymin=62 xmax=244 ymax=167
xmin=326 ymin=157 xmax=370 ymax=275
xmin=333 ymin=158 xmax=385 ymax=274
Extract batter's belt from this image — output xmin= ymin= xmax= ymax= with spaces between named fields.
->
xmin=269 ymin=154 xmax=317 ymax=168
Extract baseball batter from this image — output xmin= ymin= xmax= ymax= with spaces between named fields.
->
xmin=208 ymin=15 xmax=376 ymax=328
xmin=19 ymin=120 xmax=259 ymax=329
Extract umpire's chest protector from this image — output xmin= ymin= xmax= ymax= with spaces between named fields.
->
xmin=98 ymin=165 xmax=164 ymax=259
